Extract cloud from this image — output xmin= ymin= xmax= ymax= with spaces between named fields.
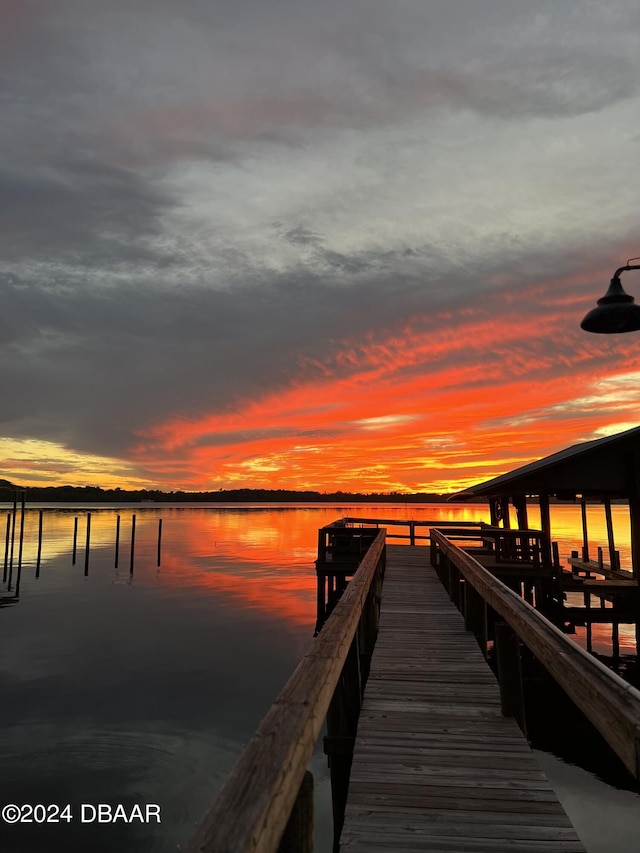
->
xmin=2 ymin=0 xmax=640 ymax=490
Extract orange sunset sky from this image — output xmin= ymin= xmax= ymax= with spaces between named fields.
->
xmin=2 ymin=2 xmax=640 ymax=493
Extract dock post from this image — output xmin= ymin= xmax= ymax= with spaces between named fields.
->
xmin=115 ymin=515 xmax=121 ymax=568
xmin=84 ymin=513 xmax=91 ymax=576
xmin=449 ymin=560 xmax=461 ymax=611
xmin=581 ymin=498 xmax=590 ymax=563
xmin=494 ymin=622 xmax=526 ymax=736
xmin=15 ymin=492 xmax=26 ymax=596
xmin=157 ymin=518 xmax=163 ymax=566
xmin=3 ymin=512 xmax=10 ymax=582
xmin=72 ymin=517 xmax=78 ymax=565
xmin=464 ymin=581 xmax=487 ymax=656
xmin=277 ymin=770 xmax=314 ymax=853
xmin=130 ymin=514 xmax=136 ymax=574
xmin=36 ymin=509 xmax=43 ymax=577
xmin=325 ymin=636 xmax=361 ymax=852
xmin=8 ymin=495 xmax=17 ymax=588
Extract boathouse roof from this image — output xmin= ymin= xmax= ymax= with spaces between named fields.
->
xmin=450 ymin=423 xmax=640 ymax=501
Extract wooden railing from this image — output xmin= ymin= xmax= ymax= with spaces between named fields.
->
xmin=430 ymin=528 xmax=640 ymax=778
xmin=184 ymin=529 xmax=387 ymax=853
xmin=341 ymin=516 xmax=483 ymax=545
xmin=314 ymin=519 xmax=485 ymax=633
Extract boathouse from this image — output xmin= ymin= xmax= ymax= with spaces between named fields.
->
xmin=451 ymin=423 xmax=640 ymax=586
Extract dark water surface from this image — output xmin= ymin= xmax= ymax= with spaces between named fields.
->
xmin=1 ymin=503 xmax=639 ymax=852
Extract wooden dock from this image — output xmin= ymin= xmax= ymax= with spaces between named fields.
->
xmin=340 ymin=545 xmax=586 ymax=853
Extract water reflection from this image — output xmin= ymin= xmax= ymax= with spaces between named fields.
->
xmin=1 ymin=502 xmax=638 ymax=853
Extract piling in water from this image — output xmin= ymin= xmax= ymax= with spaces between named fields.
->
xmin=8 ymin=494 xmax=17 ymax=588
xmin=15 ymin=493 xmax=26 ymax=596
xmin=115 ymin=515 xmax=121 ymax=568
xmin=3 ymin=513 xmax=10 ymax=582
xmin=72 ymin=517 xmax=78 ymax=565
xmin=84 ymin=513 xmax=91 ymax=577
xmin=130 ymin=514 xmax=136 ymax=574
xmin=36 ymin=509 xmax=43 ymax=577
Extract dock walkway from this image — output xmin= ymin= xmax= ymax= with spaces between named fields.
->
xmin=340 ymin=545 xmax=586 ymax=852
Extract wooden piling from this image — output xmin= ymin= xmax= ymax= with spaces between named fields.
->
xmin=72 ymin=517 xmax=78 ymax=565
xmin=581 ymin=498 xmax=590 ymax=562
xmin=36 ymin=508 xmax=43 ymax=577
xmin=115 ymin=515 xmax=121 ymax=568
xmin=494 ymin=621 xmax=527 ymax=736
xmin=604 ymin=498 xmax=617 ymax=571
xmin=8 ymin=494 xmax=17 ymax=587
xmin=277 ymin=771 xmax=313 ymax=853
xmin=157 ymin=518 xmax=163 ymax=566
xmin=612 ymin=621 xmax=620 ymax=660
xmin=14 ymin=492 xmax=25 ymax=595
xmin=130 ymin=514 xmax=136 ymax=573
xmin=84 ymin=513 xmax=91 ymax=576
xmin=3 ymin=512 xmax=10 ymax=582
xmin=463 ymin=580 xmax=487 ymax=656
xmin=325 ymin=636 xmax=361 ymax=851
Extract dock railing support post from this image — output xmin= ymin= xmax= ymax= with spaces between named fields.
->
xmin=277 ymin=770 xmax=314 ymax=853
xmin=325 ymin=635 xmax=361 ymax=853
xmin=449 ymin=560 xmax=461 ymax=611
xmin=494 ymin=621 xmax=527 ymax=736
xmin=464 ymin=581 xmax=488 ymax=657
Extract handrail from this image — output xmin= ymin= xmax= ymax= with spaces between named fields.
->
xmin=184 ymin=529 xmax=387 ymax=853
xmin=342 ymin=517 xmax=483 ymax=527
xmin=342 ymin=517 xmax=485 ymax=545
xmin=431 ymin=528 xmax=640 ymax=778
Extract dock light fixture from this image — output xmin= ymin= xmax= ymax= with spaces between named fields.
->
xmin=581 ymin=259 xmax=640 ymax=333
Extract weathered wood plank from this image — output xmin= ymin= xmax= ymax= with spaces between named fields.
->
xmin=341 ymin=545 xmax=586 ymax=853
xmin=432 ymin=530 xmax=640 ymax=778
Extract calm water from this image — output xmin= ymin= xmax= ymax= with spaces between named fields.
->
xmin=1 ymin=502 xmax=639 ymax=852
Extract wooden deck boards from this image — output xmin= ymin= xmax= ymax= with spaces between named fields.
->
xmin=340 ymin=545 xmax=586 ymax=853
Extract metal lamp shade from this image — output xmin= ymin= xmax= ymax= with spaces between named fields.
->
xmin=580 ymin=277 xmax=640 ymax=334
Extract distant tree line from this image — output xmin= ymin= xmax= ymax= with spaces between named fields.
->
xmin=0 ymin=480 xmax=450 ymax=503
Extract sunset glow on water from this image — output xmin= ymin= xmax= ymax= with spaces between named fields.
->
xmin=1 ymin=502 xmax=638 ymax=852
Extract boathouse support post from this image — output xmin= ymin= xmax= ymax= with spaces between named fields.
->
xmin=325 ymin=635 xmax=361 ymax=852
xmin=630 ymin=498 xmax=640 ymax=584
xmin=538 ymin=494 xmax=553 ymax=570
xmin=513 ymin=494 xmax=528 ymax=531
xmin=494 ymin=621 xmax=527 ymax=736
xmin=581 ymin=498 xmax=590 ymax=563
xmin=604 ymin=498 xmax=617 ymax=571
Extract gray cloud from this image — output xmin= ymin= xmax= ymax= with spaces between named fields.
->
xmin=1 ymin=0 xmax=639 ymax=484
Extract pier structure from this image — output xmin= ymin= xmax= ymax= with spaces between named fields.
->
xmin=451 ymin=424 xmax=640 ymax=655
xmin=184 ymin=513 xmax=640 ymax=853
